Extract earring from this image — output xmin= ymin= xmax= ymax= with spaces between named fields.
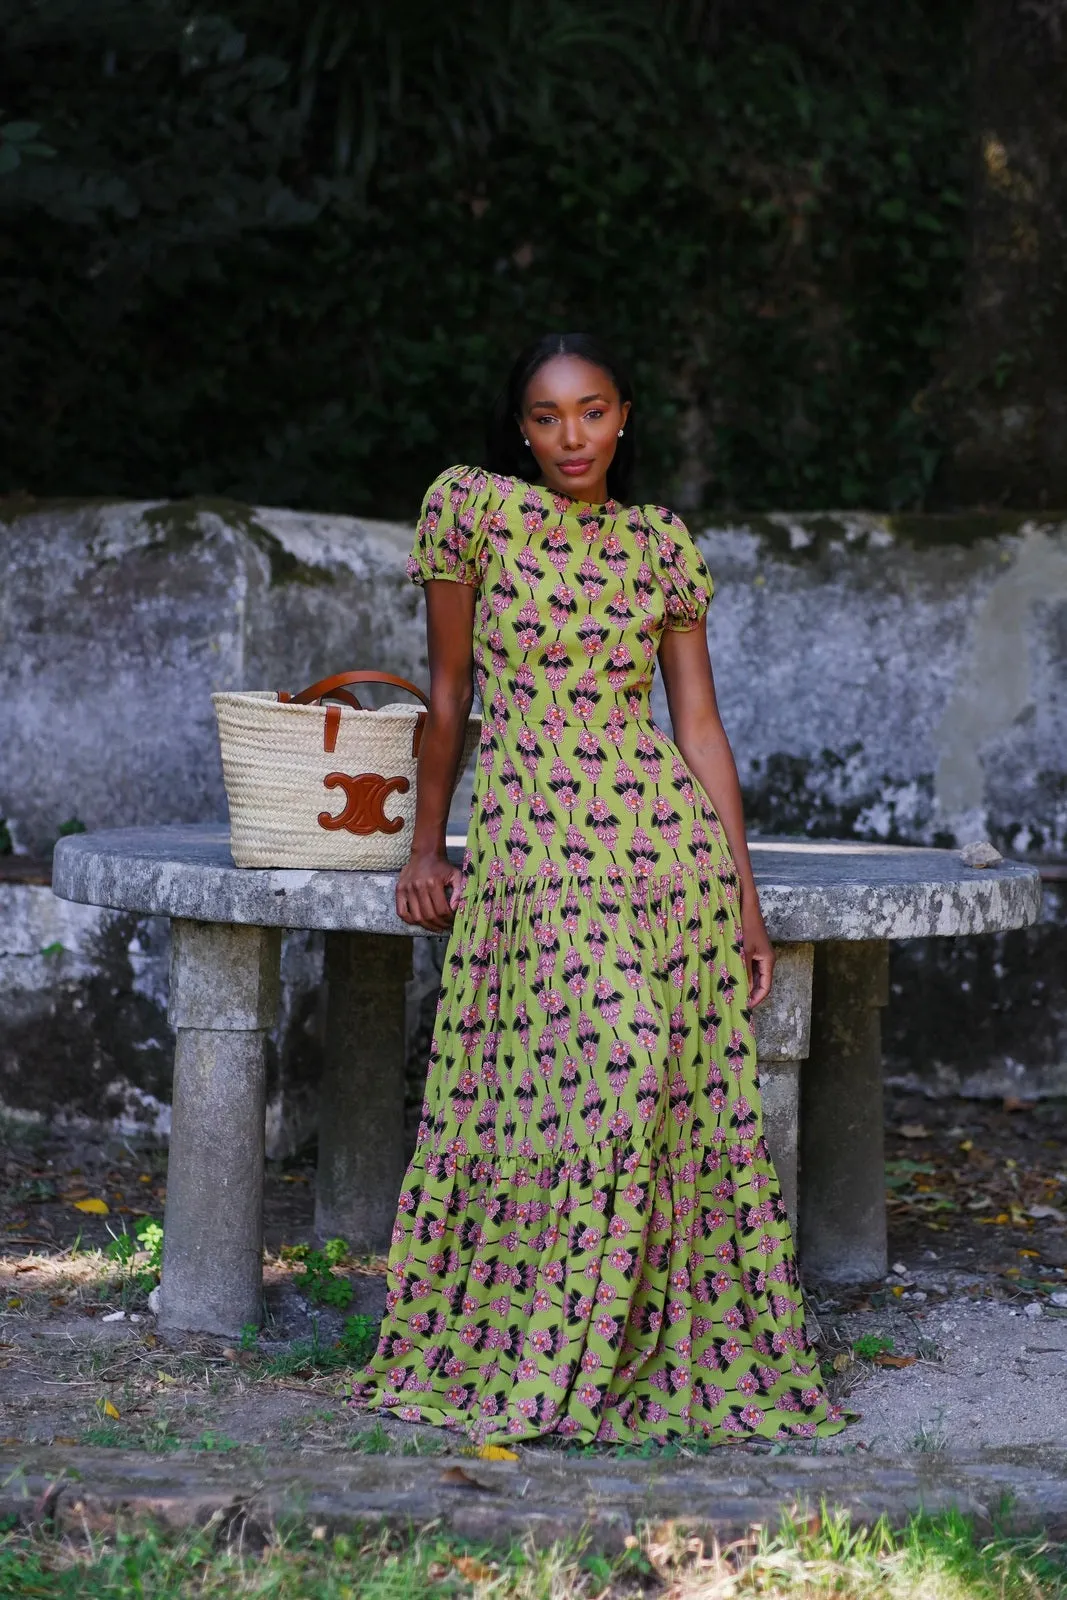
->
xmin=618 ymin=429 xmax=624 ymax=437
xmin=523 ymin=438 xmax=531 ymax=447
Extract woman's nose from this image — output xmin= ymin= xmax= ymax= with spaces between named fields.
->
xmin=561 ymin=416 xmax=585 ymax=450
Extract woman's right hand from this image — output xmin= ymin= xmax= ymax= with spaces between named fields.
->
xmin=396 ymin=850 xmax=466 ymax=933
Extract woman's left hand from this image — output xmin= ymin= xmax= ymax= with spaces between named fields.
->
xmin=741 ymin=901 xmax=775 ymax=1008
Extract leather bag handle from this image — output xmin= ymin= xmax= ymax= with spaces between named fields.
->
xmin=280 ymin=670 xmax=430 ymax=711
xmin=277 ymin=670 xmax=431 ymax=757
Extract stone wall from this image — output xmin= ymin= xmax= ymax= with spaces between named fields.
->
xmin=2 ymin=498 xmax=1064 ymax=1142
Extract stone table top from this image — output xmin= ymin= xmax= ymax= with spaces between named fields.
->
xmin=52 ymin=825 xmax=1043 ymax=942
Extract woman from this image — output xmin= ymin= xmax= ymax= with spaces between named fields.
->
xmin=353 ymin=332 xmax=845 ymax=1444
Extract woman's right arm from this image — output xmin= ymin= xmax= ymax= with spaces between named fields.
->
xmin=395 ymin=580 xmax=477 ymax=932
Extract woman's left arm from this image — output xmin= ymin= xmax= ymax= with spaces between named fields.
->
xmin=658 ymin=624 xmax=774 ymax=1007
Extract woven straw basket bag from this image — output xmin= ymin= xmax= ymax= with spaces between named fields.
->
xmin=213 ymin=670 xmax=481 ymax=870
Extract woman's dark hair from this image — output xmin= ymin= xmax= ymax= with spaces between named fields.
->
xmin=485 ymin=332 xmax=636 ymax=503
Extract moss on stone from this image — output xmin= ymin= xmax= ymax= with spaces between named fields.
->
xmin=886 ymin=511 xmax=1034 ymax=547
xmin=141 ymin=499 xmax=331 ymax=587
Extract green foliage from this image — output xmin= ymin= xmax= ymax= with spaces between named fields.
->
xmin=1 ymin=1506 xmax=1065 ymax=1599
xmin=291 ymin=1237 xmax=353 ymax=1308
xmin=852 ymin=1332 xmax=895 ymax=1358
xmin=105 ymin=1215 xmax=164 ymax=1297
xmin=0 ymin=1 xmax=968 ymax=515
xmin=254 ymin=1312 xmax=379 ymax=1378
xmin=336 ymin=1311 xmax=377 ymax=1365
xmin=0 ymin=820 xmax=12 ymax=857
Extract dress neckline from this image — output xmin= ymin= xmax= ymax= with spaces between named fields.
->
xmin=515 ymin=475 xmax=622 ymax=518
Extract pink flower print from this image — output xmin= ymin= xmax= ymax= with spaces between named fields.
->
xmin=549 ymin=583 xmax=577 ymax=626
xmin=520 ymin=500 xmax=545 ymax=534
xmin=541 ymin=703 xmax=566 ymax=744
xmin=515 ymin=598 xmax=544 ymax=651
xmin=575 ymin=1381 xmax=601 ymax=1409
xmin=612 ymin=762 xmax=644 ymax=813
xmin=575 ymin=553 xmax=605 ymax=593
xmin=541 ymin=640 xmax=571 ymax=688
xmin=601 ymin=531 xmax=627 ymax=571
xmin=577 ymin=615 xmax=609 ymax=658
xmin=608 ymin=1248 xmax=633 ymax=1273
xmin=607 ymin=1110 xmax=632 ymax=1137
xmin=604 ymin=587 xmax=633 ymax=624
xmin=592 ymin=976 xmax=622 ymax=1025
xmin=548 ymin=756 xmax=579 ymax=811
xmin=564 ymin=827 xmax=593 ymax=876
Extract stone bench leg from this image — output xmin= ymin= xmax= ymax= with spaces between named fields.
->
xmin=799 ymin=939 xmax=889 ymax=1285
xmin=753 ymin=942 xmax=812 ymax=1230
xmin=315 ymin=931 xmax=414 ymax=1253
xmin=160 ymin=920 xmax=279 ymax=1336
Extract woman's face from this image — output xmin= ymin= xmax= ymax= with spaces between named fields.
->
xmin=518 ymin=354 xmax=630 ymax=503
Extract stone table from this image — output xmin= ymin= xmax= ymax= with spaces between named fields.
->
xmin=52 ymin=825 xmax=1041 ymax=1335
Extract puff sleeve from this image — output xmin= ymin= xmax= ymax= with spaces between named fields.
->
xmin=646 ymin=506 xmax=714 ymax=631
xmin=406 ymin=464 xmax=489 ymax=588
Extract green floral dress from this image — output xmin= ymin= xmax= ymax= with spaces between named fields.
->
xmin=353 ymin=465 xmax=845 ymax=1444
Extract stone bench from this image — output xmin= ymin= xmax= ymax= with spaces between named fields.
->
xmin=52 ymin=825 xmax=1042 ymax=1337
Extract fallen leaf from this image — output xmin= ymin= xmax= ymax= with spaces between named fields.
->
xmin=832 ymin=1352 xmax=852 ymax=1372
xmin=874 ymin=1354 xmax=917 ymax=1368
xmin=156 ymin=1371 xmax=176 ymax=1385
xmin=462 ymin=1443 xmax=519 ymax=1462
xmin=99 ymin=1399 xmax=120 ymax=1419
xmin=439 ymin=1465 xmax=490 ymax=1491
xmin=1028 ymin=1205 xmax=1066 ymax=1222
xmin=14 ymin=1263 xmax=40 ymax=1274
xmin=454 ymin=1557 xmax=495 ymax=1581
xmin=6 ymin=1298 xmax=22 ymax=1310
xmin=53 ymin=1437 xmax=79 ymax=1446
xmin=73 ymin=1198 xmax=109 ymax=1215
xmin=1019 ymin=1249 xmax=1040 ymax=1259
xmin=899 ymin=1124 xmax=930 ymax=1140
xmin=976 ymin=1213 xmax=1011 ymax=1225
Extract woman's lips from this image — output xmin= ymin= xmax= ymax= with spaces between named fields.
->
xmin=558 ymin=459 xmax=594 ymax=476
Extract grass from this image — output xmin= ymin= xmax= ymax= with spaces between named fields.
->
xmin=0 ymin=1508 xmax=1064 ymax=1598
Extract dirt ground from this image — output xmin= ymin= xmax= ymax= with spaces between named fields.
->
xmin=1 ymin=1088 xmax=1065 ymax=1462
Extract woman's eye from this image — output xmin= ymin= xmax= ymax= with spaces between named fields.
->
xmin=534 ymin=415 xmax=557 ymax=425
xmin=584 ymin=409 xmax=604 ymax=420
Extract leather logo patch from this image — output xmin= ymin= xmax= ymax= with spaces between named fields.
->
xmin=318 ymin=772 xmax=410 ymax=835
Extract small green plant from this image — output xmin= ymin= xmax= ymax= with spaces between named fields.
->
xmin=337 ymin=1312 xmax=378 ymax=1366
xmin=853 ymin=1332 xmax=895 ymax=1359
xmin=348 ymin=1421 xmax=391 ymax=1455
xmin=910 ymin=1411 xmax=948 ymax=1452
xmin=105 ymin=1216 xmax=164 ymax=1297
xmin=239 ymin=1322 xmax=259 ymax=1352
xmin=291 ymin=1238 xmax=354 ymax=1309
